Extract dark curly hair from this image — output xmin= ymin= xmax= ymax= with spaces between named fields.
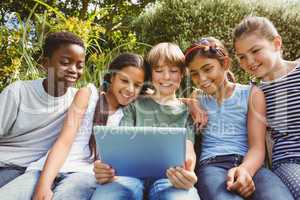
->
xmin=43 ymin=31 xmax=85 ymax=57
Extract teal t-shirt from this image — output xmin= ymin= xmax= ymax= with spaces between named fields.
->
xmin=120 ymin=96 xmax=195 ymax=143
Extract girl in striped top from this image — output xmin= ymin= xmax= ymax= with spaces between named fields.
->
xmin=234 ymin=15 xmax=300 ymax=199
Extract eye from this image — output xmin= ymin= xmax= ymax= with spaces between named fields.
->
xmin=77 ymin=63 xmax=84 ymax=70
xmin=134 ymin=83 xmax=143 ymax=89
xmin=60 ymin=59 xmax=70 ymax=65
xmin=237 ymin=55 xmax=245 ymax=60
xmin=203 ymin=66 xmax=212 ymax=72
xmin=154 ymin=69 xmax=163 ymax=73
xmin=252 ymin=49 xmax=260 ymax=54
xmin=120 ymin=78 xmax=129 ymax=83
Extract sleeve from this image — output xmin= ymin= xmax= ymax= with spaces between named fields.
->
xmin=185 ymin=114 xmax=195 ymax=144
xmin=0 ymin=81 xmax=21 ymax=137
xmin=119 ymin=102 xmax=137 ymax=127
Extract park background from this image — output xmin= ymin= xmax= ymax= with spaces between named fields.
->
xmin=0 ymin=0 xmax=299 ymax=95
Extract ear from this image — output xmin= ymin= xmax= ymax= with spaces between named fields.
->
xmin=41 ymin=57 xmax=50 ymax=71
xmin=273 ymin=35 xmax=282 ymax=51
xmin=222 ymin=56 xmax=230 ymax=70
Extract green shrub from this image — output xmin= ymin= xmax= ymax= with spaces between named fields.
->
xmin=134 ymin=0 xmax=300 ymax=86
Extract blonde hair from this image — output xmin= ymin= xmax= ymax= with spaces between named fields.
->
xmin=147 ymin=42 xmax=186 ymax=73
xmin=233 ymin=16 xmax=279 ymax=43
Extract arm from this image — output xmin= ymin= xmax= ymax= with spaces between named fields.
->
xmin=166 ymin=140 xmax=197 ymax=189
xmin=0 ymin=82 xmax=20 ymax=137
xmin=94 ymin=102 xmax=137 ymax=184
xmin=227 ymin=86 xmax=266 ymax=197
xmin=32 ymin=87 xmax=91 ymax=200
xmin=179 ymin=97 xmax=208 ymax=130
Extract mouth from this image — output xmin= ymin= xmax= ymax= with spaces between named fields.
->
xmin=65 ymin=75 xmax=77 ymax=82
xmin=159 ymin=83 xmax=173 ymax=87
xmin=249 ymin=64 xmax=261 ymax=72
xmin=200 ymin=81 xmax=212 ymax=89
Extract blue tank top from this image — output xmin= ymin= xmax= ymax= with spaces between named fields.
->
xmin=199 ymin=84 xmax=252 ymax=161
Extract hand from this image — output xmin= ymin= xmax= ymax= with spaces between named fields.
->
xmin=227 ymin=166 xmax=255 ymax=198
xmin=93 ymin=160 xmax=116 ymax=184
xmin=166 ymin=159 xmax=197 ymax=190
xmin=188 ymin=99 xmax=208 ymax=131
xmin=32 ymin=183 xmax=53 ymax=200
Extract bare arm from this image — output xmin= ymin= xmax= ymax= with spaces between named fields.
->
xmin=227 ymin=86 xmax=266 ymax=197
xmin=32 ymin=87 xmax=91 ymax=200
xmin=240 ymin=86 xmax=266 ymax=176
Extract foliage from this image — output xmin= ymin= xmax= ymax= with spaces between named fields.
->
xmin=0 ymin=0 xmax=152 ymax=91
xmin=134 ymin=0 xmax=300 ymax=85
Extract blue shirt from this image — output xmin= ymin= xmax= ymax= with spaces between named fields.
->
xmin=199 ymin=84 xmax=252 ymax=161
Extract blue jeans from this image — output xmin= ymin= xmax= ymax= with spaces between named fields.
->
xmin=91 ymin=176 xmax=200 ymax=200
xmin=0 ymin=170 xmax=97 ymax=200
xmin=273 ymin=158 xmax=300 ymax=199
xmin=197 ymin=154 xmax=293 ymax=200
xmin=0 ymin=166 xmax=26 ymax=187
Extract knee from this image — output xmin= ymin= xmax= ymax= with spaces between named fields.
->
xmin=154 ymin=187 xmax=200 ymax=200
xmin=91 ymin=182 xmax=143 ymax=200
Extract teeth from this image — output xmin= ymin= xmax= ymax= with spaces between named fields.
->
xmin=160 ymin=83 xmax=172 ymax=87
xmin=201 ymin=82 xmax=211 ymax=88
xmin=250 ymin=65 xmax=260 ymax=71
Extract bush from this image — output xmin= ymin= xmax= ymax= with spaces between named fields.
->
xmin=133 ymin=0 xmax=300 ymax=85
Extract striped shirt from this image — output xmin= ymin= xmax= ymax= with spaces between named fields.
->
xmin=259 ymin=63 xmax=300 ymax=164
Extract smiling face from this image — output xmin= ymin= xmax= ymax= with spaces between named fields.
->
xmin=44 ymin=43 xmax=85 ymax=87
xmin=110 ymin=66 xmax=145 ymax=106
xmin=151 ymin=64 xmax=183 ymax=99
xmin=188 ymin=56 xmax=228 ymax=96
xmin=234 ymin=34 xmax=282 ymax=81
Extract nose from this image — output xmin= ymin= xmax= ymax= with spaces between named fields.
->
xmin=68 ymin=64 xmax=77 ymax=74
xmin=196 ymin=71 xmax=207 ymax=83
xmin=163 ymin=70 xmax=170 ymax=80
xmin=126 ymin=83 xmax=135 ymax=95
xmin=246 ymin=55 xmax=256 ymax=67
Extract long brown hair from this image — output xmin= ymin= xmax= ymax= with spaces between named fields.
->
xmin=88 ymin=53 xmax=147 ymax=160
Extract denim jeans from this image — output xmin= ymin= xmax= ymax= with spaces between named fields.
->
xmin=91 ymin=176 xmax=200 ymax=200
xmin=0 ymin=170 xmax=97 ymax=200
xmin=0 ymin=166 xmax=26 ymax=188
xmin=197 ymin=154 xmax=294 ymax=200
xmin=272 ymin=158 xmax=300 ymax=199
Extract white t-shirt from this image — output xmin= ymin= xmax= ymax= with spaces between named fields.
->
xmin=0 ymin=79 xmax=77 ymax=167
xmin=27 ymin=85 xmax=124 ymax=174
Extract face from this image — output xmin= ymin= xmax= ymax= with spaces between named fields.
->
xmin=188 ymin=56 xmax=227 ymax=96
xmin=151 ymin=64 xmax=183 ymax=98
xmin=235 ymin=34 xmax=281 ymax=80
xmin=110 ymin=66 xmax=145 ymax=106
xmin=44 ymin=44 xmax=85 ymax=87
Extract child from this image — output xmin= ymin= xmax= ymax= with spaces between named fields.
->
xmin=233 ymin=15 xmax=300 ymax=199
xmin=185 ymin=37 xmax=294 ymax=200
xmin=92 ymin=42 xmax=200 ymax=200
xmin=0 ymin=53 xmax=146 ymax=200
xmin=0 ymin=31 xmax=85 ymax=187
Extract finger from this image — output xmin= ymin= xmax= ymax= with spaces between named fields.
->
xmin=226 ymin=168 xmax=236 ymax=190
xmin=173 ymin=168 xmax=194 ymax=187
xmin=167 ymin=169 xmax=186 ymax=189
xmin=176 ymin=167 xmax=197 ymax=188
xmin=240 ymin=182 xmax=255 ymax=198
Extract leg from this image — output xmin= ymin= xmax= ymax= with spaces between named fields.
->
xmin=197 ymin=166 xmax=243 ymax=200
xmin=0 ymin=167 xmax=26 ymax=187
xmin=0 ymin=170 xmax=40 ymax=200
xmin=252 ymin=167 xmax=294 ymax=200
xmin=91 ymin=176 xmax=144 ymax=200
xmin=148 ymin=178 xmax=200 ymax=200
xmin=273 ymin=163 xmax=300 ymax=200
xmin=52 ymin=172 xmax=97 ymax=200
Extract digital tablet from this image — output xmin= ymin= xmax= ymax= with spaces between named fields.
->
xmin=93 ymin=126 xmax=186 ymax=178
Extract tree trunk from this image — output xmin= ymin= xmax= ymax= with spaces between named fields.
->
xmin=80 ymin=0 xmax=89 ymax=19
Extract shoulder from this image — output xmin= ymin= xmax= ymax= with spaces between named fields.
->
xmin=72 ymin=86 xmax=93 ymax=109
